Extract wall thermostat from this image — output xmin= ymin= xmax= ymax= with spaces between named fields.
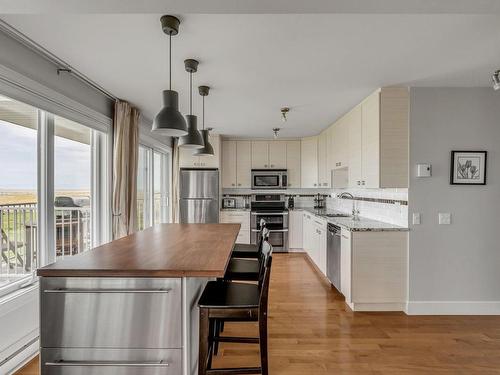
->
xmin=416 ymin=163 xmax=432 ymax=177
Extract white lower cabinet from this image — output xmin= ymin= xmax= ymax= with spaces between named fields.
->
xmin=289 ymin=210 xmax=303 ymax=249
xmin=219 ymin=210 xmax=250 ymax=244
xmin=340 ymin=229 xmax=352 ymax=303
xmin=298 ymin=210 xmax=407 ymax=312
xmin=301 ymin=211 xmax=327 ymax=276
xmin=340 ymin=230 xmax=408 ymax=312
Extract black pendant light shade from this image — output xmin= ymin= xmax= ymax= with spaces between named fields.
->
xmin=196 ymin=129 xmax=214 ymax=156
xmin=152 ymin=90 xmax=187 ymax=137
xmin=152 ymin=15 xmax=188 ymax=137
xmin=178 ymin=59 xmax=203 ymax=148
xmin=194 ymin=85 xmax=214 ymax=156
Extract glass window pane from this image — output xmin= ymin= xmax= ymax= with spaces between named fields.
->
xmin=0 ymin=95 xmax=38 ymax=290
xmin=154 ymin=151 xmax=169 ymax=225
xmin=137 ymin=146 xmax=151 ymax=231
xmin=54 ymin=115 xmax=92 ymax=259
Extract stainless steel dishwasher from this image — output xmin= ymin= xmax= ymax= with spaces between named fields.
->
xmin=326 ymin=223 xmax=341 ymax=291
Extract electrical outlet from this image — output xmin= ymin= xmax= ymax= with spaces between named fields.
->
xmin=412 ymin=213 xmax=421 ymax=225
xmin=438 ymin=213 xmax=451 ymax=225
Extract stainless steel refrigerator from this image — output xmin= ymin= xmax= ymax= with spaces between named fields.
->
xmin=179 ymin=168 xmax=219 ymax=223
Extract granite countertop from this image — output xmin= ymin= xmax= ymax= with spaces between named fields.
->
xmin=293 ymin=207 xmax=409 ymax=232
xmin=220 ymin=208 xmax=251 ymax=212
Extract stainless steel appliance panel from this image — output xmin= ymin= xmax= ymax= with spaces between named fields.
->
xmin=251 ymin=169 xmax=287 ymax=190
xmin=40 ymin=277 xmax=182 ymax=349
xmin=41 ymin=348 xmax=181 ymax=375
xmin=327 ymin=224 xmax=341 ymax=291
xmin=180 ymin=198 xmax=219 ymax=223
xmin=180 ymin=169 xmax=219 ymax=199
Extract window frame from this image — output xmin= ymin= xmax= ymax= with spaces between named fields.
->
xmin=0 ymin=94 xmax=111 ymax=298
xmin=137 ymin=144 xmax=172 ymax=230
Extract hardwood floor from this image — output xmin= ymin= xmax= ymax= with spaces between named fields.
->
xmin=15 ymin=253 xmax=500 ymax=374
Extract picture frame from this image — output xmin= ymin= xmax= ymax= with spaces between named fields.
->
xmin=450 ymin=151 xmax=487 ymax=185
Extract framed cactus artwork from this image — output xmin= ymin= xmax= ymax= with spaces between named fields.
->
xmin=450 ymin=151 xmax=487 ymax=185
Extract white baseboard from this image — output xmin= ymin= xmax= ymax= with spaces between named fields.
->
xmin=287 ymin=248 xmax=305 ymax=253
xmin=406 ymin=301 xmax=500 ymax=315
xmin=349 ymin=302 xmax=406 ymax=312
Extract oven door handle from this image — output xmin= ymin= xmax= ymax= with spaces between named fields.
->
xmin=251 ymin=212 xmax=288 ymax=216
xmin=252 ymin=229 xmax=288 ymax=233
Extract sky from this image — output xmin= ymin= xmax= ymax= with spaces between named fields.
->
xmin=0 ymin=120 xmax=91 ymax=190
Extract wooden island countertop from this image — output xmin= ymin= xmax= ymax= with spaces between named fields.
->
xmin=37 ymin=223 xmax=240 ymax=278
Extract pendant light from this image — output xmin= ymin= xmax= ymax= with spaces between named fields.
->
xmin=152 ymin=15 xmax=187 ymax=137
xmin=178 ymin=59 xmax=204 ymax=148
xmin=194 ymin=85 xmax=214 ymax=156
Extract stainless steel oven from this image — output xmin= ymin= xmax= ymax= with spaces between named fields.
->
xmin=250 ymin=194 xmax=288 ymax=252
xmin=251 ymin=169 xmax=288 ymax=190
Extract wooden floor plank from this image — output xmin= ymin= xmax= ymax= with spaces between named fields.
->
xmin=15 ymin=253 xmax=500 ymax=375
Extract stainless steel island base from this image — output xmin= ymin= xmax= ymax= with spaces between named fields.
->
xmin=40 ymin=276 xmax=207 ymax=375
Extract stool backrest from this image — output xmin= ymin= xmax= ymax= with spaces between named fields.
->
xmin=258 ymin=241 xmax=272 ymax=289
xmin=258 ymin=255 xmax=273 ymax=317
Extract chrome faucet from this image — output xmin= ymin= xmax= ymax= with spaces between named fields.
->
xmin=337 ymin=192 xmax=360 ymax=221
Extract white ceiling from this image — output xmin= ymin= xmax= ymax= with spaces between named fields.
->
xmin=2 ymin=14 xmax=500 ymax=138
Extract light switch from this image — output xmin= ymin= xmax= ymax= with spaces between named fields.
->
xmin=438 ymin=213 xmax=451 ymax=225
xmin=412 ymin=213 xmax=421 ymax=225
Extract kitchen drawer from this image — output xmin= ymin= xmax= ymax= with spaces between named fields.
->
xmin=40 ymin=278 xmax=182 ymax=349
xmin=41 ymin=348 xmax=181 ymax=375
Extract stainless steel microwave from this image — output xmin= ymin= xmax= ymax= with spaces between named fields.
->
xmin=251 ymin=169 xmax=288 ymax=190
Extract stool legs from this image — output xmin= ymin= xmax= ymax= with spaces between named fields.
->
xmin=259 ymin=313 xmax=269 ymax=375
xmin=198 ymin=307 xmax=210 ymax=375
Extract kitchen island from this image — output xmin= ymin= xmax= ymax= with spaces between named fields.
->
xmin=37 ymin=223 xmax=240 ymax=375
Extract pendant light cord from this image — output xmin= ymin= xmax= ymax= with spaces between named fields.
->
xmin=169 ymin=32 xmax=172 ymax=90
xmin=202 ymin=96 xmax=205 ymax=130
xmin=189 ymin=72 xmax=192 ymax=115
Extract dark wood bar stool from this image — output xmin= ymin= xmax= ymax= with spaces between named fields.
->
xmin=231 ymin=219 xmax=267 ymax=259
xmin=198 ymin=255 xmax=273 ymax=375
xmin=225 ymin=228 xmax=270 ymax=281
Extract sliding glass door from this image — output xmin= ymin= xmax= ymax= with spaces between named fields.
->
xmin=137 ymin=146 xmax=171 ymax=230
xmin=0 ymin=94 xmax=109 ymax=297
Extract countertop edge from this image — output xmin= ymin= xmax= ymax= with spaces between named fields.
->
xmin=292 ymin=208 xmax=409 ymax=232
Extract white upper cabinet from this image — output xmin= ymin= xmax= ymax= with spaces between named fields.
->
xmin=348 ymin=88 xmax=409 ymax=189
xmin=222 ymin=140 xmax=252 ymax=188
xmin=361 ymin=91 xmax=381 ymax=188
xmin=236 ymin=140 xmax=252 ymax=188
xmin=251 ymin=141 xmax=287 ymax=169
xmin=317 ymin=131 xmax=329 ymax=187
xmin=221 ymin=140 xmax=237 ymax=188
xmin=286 ymin=140 xmax=301 ymax=188
xmin=301 ymin=136 xmax=318 ymax=188
xmin=179 ymin=134 xmax=220 ymax=169
xmin=251 ymin=141 xmax=269 ymax=169
xmin=332 ymin=116 xmax=349 ymax=170
xmin=348 ymin=105 xmax=362 ymax=188
xmin=268 ymin=141 xmax=287 ymax=169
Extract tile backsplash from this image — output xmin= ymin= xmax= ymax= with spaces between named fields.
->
xmin=223 ymin=187 xmax=408 ymax=227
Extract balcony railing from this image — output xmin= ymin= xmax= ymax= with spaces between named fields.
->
xmin=0 ymin=202 xmax=91 ymax=288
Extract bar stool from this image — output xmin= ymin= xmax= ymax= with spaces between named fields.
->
xmin=225 ymin=228 xmax=270 ymax=281
xmin=198 ymin=255 xmax=273 ymax=375
xmin=231 ymin=219 xmax=267 ymax=259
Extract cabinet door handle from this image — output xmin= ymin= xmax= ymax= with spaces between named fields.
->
xmin=43 ymin=288 xmax=171 ymax=294
xmin=46 ymin=360 xmax=170 ymax=367
xmin=313 ymin=183 xmax=317 ymax=186
xmin=362 ymin=181 xmax=365 ymax=185
xmin=238 ymin=183 xmax=241 ymax=186
xmin=264 ymin=164 xmax=268 ymax=168
xmin=357 ymin=181 xmax=361 ymax=185
xmin=232 ymin=183 xmax=235 ymax=186
xmin=270 ymin=164 xmax=275 ymax=168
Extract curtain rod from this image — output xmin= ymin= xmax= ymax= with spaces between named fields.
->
xmin=0 ymin=19 xmax=118 ymax=101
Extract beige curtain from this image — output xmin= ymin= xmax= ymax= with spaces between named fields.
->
xmin=171 ymin=138 xmax=180 ymax=223
xmin=112 ymin=100 xmax=140 ymax=239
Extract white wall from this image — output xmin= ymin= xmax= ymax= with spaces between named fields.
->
xmin=408 ymin=87 xmax=500 ymax=314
